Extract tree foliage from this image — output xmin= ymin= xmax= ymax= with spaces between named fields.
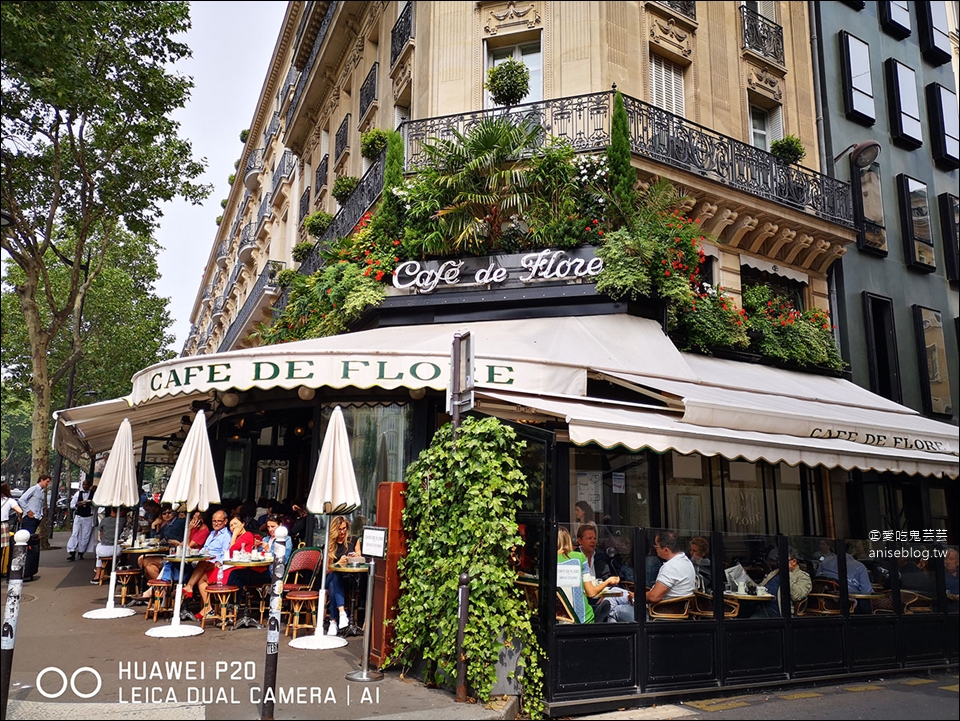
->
xmin=0 ymin=1 xmax=208 ymax=481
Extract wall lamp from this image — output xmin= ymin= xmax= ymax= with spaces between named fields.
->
xmin=221 ymin=392 xmax=240 ymax=408
xmin=834 ymin=140 xmax=882 ymax=168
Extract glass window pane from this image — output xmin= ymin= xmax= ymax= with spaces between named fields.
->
xmin=896 ymin=64 xmax=920 ymax=119
xmin=569 ymin=447 xmax=652 ymax=530
xmin=908 ymin=178 xmax=931 ymax=243
xmin=915 ymin=307 xmax=953 ymax=415
xmin=859 ymin=162 xmax=887 ymax=250
xmin=849 ymin=37 xmax=873 ymax=93
xmin=891 ymin=0 xmax=911 ymax=28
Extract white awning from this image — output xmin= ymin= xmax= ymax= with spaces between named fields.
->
xmin=475 ymin=389 xmax=959 ymax=479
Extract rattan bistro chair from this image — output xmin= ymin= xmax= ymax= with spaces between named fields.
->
xmin=649 ymin=594 xmax=694 ymax=620
xmin=691 ymin=590 xmax=739 ymax=618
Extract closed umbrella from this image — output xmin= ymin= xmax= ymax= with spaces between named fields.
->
xmin=83 ymin=418 xmax=138 ymax=619
xmin=146 ymin=410 xmax=221 ymax=638
xmin=290 ymin=406 xmax=361 ymax=650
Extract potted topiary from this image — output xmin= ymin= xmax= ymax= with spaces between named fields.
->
xmin=215 ymin=215 xmax=223 ymax=225
xmin=228 ymin=173 xmax=236 ymax=185
xmin=220 ymin=198 xmax=228 ymax=209
xmin=292 ymin=241 xmax=315 ymax=264
xmin=769 ymin=134 xmax=806 ymax=165
xmin=275 ymin=268 xmax=298 ymax=288
xmin=484 ymin=58 xmax=530 ymax=107
xmin=239 ymin=128 xmax=250 ymax=144
xmin=332 ymin=175 xmax=361 ymax=204
xmin=360 ymin=128 xmax=390 ymax=160
xmin=304 ymin=210 xmax=334 ymax=238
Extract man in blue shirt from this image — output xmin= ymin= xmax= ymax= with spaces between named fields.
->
xmin=18 ymin=475 xmax=51 ymax=536
xmin=818 ymin=551 xmax=872 ymax=595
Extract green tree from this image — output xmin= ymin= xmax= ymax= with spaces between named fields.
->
xmin=1 ymin=1 xmax=208 ymax=483
xmin=606 ymin=89 xmax=637 ymax=228
xmin=0 ymin=389 xmax=32 ymax=487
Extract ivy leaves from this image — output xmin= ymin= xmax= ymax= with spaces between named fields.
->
xmin=387 ymin=417 xmax=545 ymax=718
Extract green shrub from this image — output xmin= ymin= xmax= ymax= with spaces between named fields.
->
xmin=606 ymin=90 xmax=637 ymax=228
xmin=484 ymin=58 xmax=530 ymax=107
xmin=220 ymin=198 xmax=228 ymax=209
xmin=215 ymin=215 xmax=222 ymax=225
xmin=360 ymin=128 xmax=390 ymax=160
xmin=292 ymin=241 xmax=315 ymax=263
xmin=769 ymin=134 xmax=806 ymax=164
xmin=275 ymin=268 xmax=298 ymax=288
xmin=228 ymin=173 xmax=236 ymax=185
xmin=239 ymin=128 xmax=249 ymax=144
xmin=234 ymin=158 xmax=241 ymax=170
xmin=332 ymin=175 xmax=361 ymax=204
xmin=304 ymin=210 xmax=335 ymax=238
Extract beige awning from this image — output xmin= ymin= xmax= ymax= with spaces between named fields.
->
xmin=475 ymin=389 xmax=959 ymax=479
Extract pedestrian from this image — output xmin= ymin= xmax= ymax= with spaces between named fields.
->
xmin=66 ymin=477 xmax=95 ymax=561
xmin=18 ymin=475 xmax=51 ymax=536
xmin=2 ymin=482 xmax=24 ymax=576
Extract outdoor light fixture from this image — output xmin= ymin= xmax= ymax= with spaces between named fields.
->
xmin=833 ymin=140 xmax=882 ymax=168
xmin=221 ymin=391 xmax=240 ymax=408
xmin=297 ymin=386 xmax=316 ymax=401
xmin=409 ymin=387 xmax=426 ymax=400
xmin=0 ymin=209 xmax=13 ymax=229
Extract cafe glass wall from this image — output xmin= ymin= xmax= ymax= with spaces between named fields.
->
xmin=568 ymin=447 xmax=652 ymax=531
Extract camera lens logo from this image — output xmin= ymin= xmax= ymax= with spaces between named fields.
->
xmin=36 ymin=666 xmax=102 ymax=699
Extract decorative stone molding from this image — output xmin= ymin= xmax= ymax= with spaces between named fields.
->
xmin=746 ymin=63 xmax=784 ymax=102
xmin=725 ymin=215 xmax=759 ymax=247
xmin=692 ymin=200 xmax=718 ymax=223
xmin=482 ymin=0 xmax=542 ymax=36
xmin=765 ymin=227 xmax=797 ymax=259
xmin=800 ymin=238 xmax=830 ymax=269
xmin=745 ymin=222 xmax=779 ymax=253
xmin=649 ymin=14 xmax=693 ymax=62
xmin=703 ymin=208 xmax=738 ymax=236
xmin=782 ymin=233 xmax=814 ymax=264
xmin=392 ymin=55 xmax=412 ymax=101
xmin=816 ymin=243 xmax=846 ymax=274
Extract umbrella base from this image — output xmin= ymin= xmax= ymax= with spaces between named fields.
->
xmin=289 ymin=634 xmax=348 ymax=650
xmin=345 ymin=669 xmax=384 ymax=682
xmin=83 ymin=607 xmax=137 ymax=620
xmin=145 ymin=623 xmax=204 ymax=638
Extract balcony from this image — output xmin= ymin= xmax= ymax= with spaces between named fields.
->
xmin=654 ymin=1 xmax=697 ymax=21
xmin=211 ymin=296 xmax=226 ymax=322
xmin=359 ymin=62 xmax=379 ymax=127
xmin=200 ymin=283 xmax=214 ymax=306
xmin=401 ymin=90 xmax=853 ymax=230
xmin=335 ymin=114 xmax=351 ymax=167
xmin=264 ymin=112 xmax=280 ymax=148
xmin=315 ymin=154 xmax=329 ymax=198
xmin=287 ymin=1 xmax=338 ymax=130
xmin=244 ymin=148 xmax=265 ymax=191
xmin=272 ymin=149 xmax=296 ymax=198
xmin=299 ymin=187 xmax=312 ymax=225
xmin=218 ymin=260 xmax=285 ymax=352
xmin=391 ymin=1 xmax=414 ymax=68
xmin=256 ymin=192 xmax=273 ymax=238
xmin=215 ymin=240 xmax=229 ymax=269
xmin=238 ymin=223 xmax=257 ymax=265
xmin=740 ymin=5 xmax=784 ymax=66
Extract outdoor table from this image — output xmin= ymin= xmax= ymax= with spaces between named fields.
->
xmin=723 ymin=592 xmax=775 ymax=601
xmin=225 ymin=559 xmax=272 ymax=629
xmin=333 ymin=563 xmax=369 ymax=635
xmin=121 ymin=546 xmax=169 ymax=556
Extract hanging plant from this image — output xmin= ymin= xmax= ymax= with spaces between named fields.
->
xmin=484 ymin=58 xmax=530 ymax=107
xmin=769 ymin=134 xmax=806 ymax=165
xmin=292 ymin=241 xmax=315 ymax=264
xmin=332 ymin=175 xmax=361 ymax=204
xmin=360 ymin=128 xmax=390 ymax=160
xmin=387 ymin=416 xmax=545 ymax=719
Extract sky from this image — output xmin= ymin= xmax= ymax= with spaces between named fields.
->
xmin=154 ymin=2 xmax=287 ymax=353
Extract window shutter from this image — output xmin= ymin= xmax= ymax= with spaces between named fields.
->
xmin=769 ymin=106 xmax=783 ymax=142
xmin=759 ymin=1 xmax=776 ymax=20
xmin=650 ymin=53 xmax=685 ymax=116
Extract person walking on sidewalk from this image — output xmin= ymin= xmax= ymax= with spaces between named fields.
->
xmin=2 ymin=482 xmax=24 ymax=576
xmin=66 ymin=477 xmax=95 ymax=561
xmin=18 ymin=475 xmax=51 ymax=536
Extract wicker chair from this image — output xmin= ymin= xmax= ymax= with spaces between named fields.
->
xmin=691 ymin=590 xmax=739 ymax=619
xmin=649 ymin=594 xmax=694 ymax=620
xmin=902 ymin=590 xmax=933 ymax=613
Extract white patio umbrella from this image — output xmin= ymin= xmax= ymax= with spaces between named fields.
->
xmin=146 ymin=410 xmax=221 ymax=638
xmin=290 ymin=405 xmax=361 ymax=650
xmin=83 ymin=418 xmax=138 ymax=619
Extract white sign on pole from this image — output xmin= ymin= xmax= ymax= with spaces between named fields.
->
xmin=361 ymin=526 xmax=387 ymax=558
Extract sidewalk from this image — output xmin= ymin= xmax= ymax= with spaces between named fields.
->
xmin=2 ymin=533 xmax=514 ymax=721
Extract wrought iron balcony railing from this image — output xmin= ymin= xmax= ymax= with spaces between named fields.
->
xmin=257 ymin=192 xmax=273 ymax=230
xmin=264 ymin=112 xmax=280 ymax=147
xmin=244 ymin=148 xmax=265 ymax=191
xmin=740 ymin=5 xmax=784 ymax=65
xmin=287 ymin=1 xmax=338 ymax=129
xmin=272 ymin=149 xmax=296 ymax=195
xmin=359 ymin=62 xmax=379 ymax=121
xmin=296 ymin=149 xmax=386 ymax=278
xmin=335 ymin=114 xmax=351 ymax=164
xmin=401 ymin=90 xmax=852 ymax=227
xmin=211 ymin=296 xmax=226 ymax=321
xmin=201 ymin=283 xmax=213 ymax=305
xmin=299 ymin=187 xmax=312 ymax=224
xmin=655 ymin=1 xmax=697 ymax=21
xmin=315 ymin=154 xmax=329 ymax=197
xmin=239 ymin=222 xmax=258 ymax=264
xmin=218 ymin=260 xmax=285 ymax=352
xmin=216 ymin=240 xmax=229 ymax=268
xmin=391 ymin=1 xmax=414 ymax=67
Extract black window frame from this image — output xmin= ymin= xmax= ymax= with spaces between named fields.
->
xmin=840 ymin=0 xmax=865 ymax=9
xmin=850 ymin=158 xmax=888 ymax=255
xmin=916 ymin=0 xmax=952 ymax=65
xmin=911 ymin=305 xmax=954 ymax=418
xmin=925 ymin=83 xmax=960 ymax=170
xmin=938 ymin=193 xmax=960 ymax=284
xmin=862 ymin=292 xmax=903 ymax=404
xmin=897 ymin=174 xmax=936 ymax=273
xmin=839 ymin=31 xmax=876 ymax=126
xmin=884 ymin=59 xmax=923 ymax=149
xmin=879 ymin=0 xmax=912 ymax=39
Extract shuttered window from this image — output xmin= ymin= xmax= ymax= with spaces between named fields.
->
xmin=650 ymin=53 xmax=685 ymax=117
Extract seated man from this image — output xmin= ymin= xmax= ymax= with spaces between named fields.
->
xmin=753 ymin=548 xmax=812 ymax=617
xmin=817 ymin=550 xmax=872 ymax=595
xmin=609 ymin=530 xmax=695 ymax=622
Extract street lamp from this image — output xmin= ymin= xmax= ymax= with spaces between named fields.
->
xmin=833 ymin=140 xmax=882 ymax=168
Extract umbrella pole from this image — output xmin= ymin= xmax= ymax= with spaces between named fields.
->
xmin=104 ymin=509 xmax=122 ymax=610
xmin=317 ymin=514 xmax=330 ymax=631
xmin=170 ymin=511 xmax=193 ymax=628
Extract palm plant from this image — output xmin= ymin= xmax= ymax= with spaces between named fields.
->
xmin=420 ymin=116 xmax=542 ymax=254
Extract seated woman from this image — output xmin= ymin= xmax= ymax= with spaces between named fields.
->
xmin=323 ymin=515 xmax=363 ymax=636
xmin=229 ymin=515 xmax=286 ymax=591
xmin=557 ymin=526 xmax=619 ymax=623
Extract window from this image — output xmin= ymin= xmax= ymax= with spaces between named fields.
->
xmin=926 ymin=84 xmax=960 ymax=170
xmin=879 ymin=1 xmax=912 ymax=38
xmin=650 ymin=52 xmax=685 ymax=116
xmin=898 ymin=175 xmax=935 ymax=272
xmin=862 ymin=293 xmax=902 ymax=403
xmin=750 ymin=104 xmax=782 ymax=151
xmin=916 ymin=1 xmax=952 ymax=65
xmin=938 ymin=193 xmax=960 ymax=283
xmin=486 ymin=41 xmax=542 ymax=108
xmin=839 ymin=32 xmax=875 ymax=125
xmin=851 ymin=161 xmax=887 ymax=254
xmin=885 ymin=59 xmax=923 ymax=148
xmin=912 ymin=306 xmax=953 ymax=417
xmin=743 ymin=0 xmax=776 ymax=20
xmin=741 ymin=266 xmax=805 ymax=310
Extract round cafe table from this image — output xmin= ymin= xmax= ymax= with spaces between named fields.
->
xmin=226 ymin=559 xmax=273 ymax=629
xmin=333 ymin=564 xmax=369 ymax=635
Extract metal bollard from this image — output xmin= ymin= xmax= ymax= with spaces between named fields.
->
xmin=2 ymin=530 xmax=30 ymax=721
xmin=345 ymin=559 xmax=383 ymax=682
xmin=455 ymin=571 xmax=470 ymax=703
xmin=260 ymin=528 xmax=288 ymax=721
